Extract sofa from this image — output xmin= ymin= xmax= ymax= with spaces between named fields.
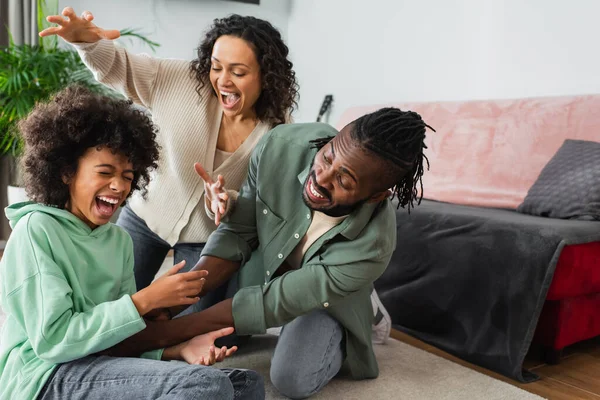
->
xmin=337 ymin=95 xmax=600 ymax=382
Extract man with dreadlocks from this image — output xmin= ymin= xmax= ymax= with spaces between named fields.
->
xmin=98 ymin=107 xmax=434 ymax=399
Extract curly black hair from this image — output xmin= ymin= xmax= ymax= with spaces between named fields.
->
xmin=190 ymin=14 xmax=299 ymax=126
xmin=19 ymin=85 xmax=161 ymax=208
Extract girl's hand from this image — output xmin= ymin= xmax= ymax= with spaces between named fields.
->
xmin=178 ymin=327 xmax=238 ymax=365
xmin=131 ymin=261 xmax=208 ymax=316
xmin=39 ymin=7 xmax=120 ymax=43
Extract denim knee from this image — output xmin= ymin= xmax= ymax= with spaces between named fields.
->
xmin=186 ymin=367 xmax=234 ymax=400
xmin=270 ymin=363 xmax=321 ymax=400
xmin=228 ymin=369 xmax=265 ymax=400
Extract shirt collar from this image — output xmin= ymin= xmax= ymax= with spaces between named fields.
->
xmin=339 ymin=201 xmax=382 ymax=240
xmin=297 ymin=165 xmax=310 ymax=185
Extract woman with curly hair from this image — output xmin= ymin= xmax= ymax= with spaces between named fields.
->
xmin=0 ymin=86 xmax=264 ymax=400
xmin=40 ymin=7 xmax=299 ymax=291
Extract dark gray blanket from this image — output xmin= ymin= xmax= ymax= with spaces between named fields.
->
xmin=375 ymin=199 xmax=600 ymax=382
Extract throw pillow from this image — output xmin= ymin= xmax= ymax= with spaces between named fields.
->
xmin=517 ymin=139 xmax=600 ymax=220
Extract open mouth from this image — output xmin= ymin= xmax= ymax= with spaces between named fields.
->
xmin=95 ymin=195 xmax=120 ymax=218
xmin=305 ymin=177 xmax=330 ymax=204
xmin=220 ymin=90 xmax=241 ymax=110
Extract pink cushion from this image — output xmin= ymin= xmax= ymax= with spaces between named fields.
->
xmin=337 ymin=95 xmax=600 ymax=209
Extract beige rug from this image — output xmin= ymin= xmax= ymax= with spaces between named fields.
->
xmin=219 ymin=333 xmax=545 ymax=400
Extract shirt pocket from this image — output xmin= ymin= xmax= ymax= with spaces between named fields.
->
xmin=256 ymin=193 xmax=285 ymax=249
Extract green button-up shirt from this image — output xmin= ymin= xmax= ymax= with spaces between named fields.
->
xmin=202 ymin=122 xmax=397 ymax=379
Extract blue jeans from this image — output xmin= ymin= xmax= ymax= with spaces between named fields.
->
xmin=116 ymin=205 xmax=206 ymax=290
xmin=270 ymin=310 xmax=345 ymax=399
xmin=183 ymin=300 xmax=345 ymax=399
xmin=182 ymin=286 xmax=345 ymax=399
xmin=37 ymin=356 xmax=264 ymax=400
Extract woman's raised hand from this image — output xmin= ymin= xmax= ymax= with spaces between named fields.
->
xmin=39 ymin=7 xmax=120 ymax=43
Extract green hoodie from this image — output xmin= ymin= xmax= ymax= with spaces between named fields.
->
xmin=0 ymin=202 xmax=162 ymax=400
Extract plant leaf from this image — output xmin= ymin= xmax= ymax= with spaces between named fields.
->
xmin=0 ymin=23 xmax=159 ymax=157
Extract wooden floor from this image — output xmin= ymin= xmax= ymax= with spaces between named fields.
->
xmin=1 ymin=250 xmax=598 ymax=399
xmin=391 ymin=329 xmax=600 ymax=399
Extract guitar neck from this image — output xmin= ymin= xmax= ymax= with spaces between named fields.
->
xmin=316 ymin=94 xmax=334 ymax=122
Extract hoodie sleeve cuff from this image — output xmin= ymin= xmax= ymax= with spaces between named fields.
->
xmin=141 ymin=348 xmax=164 ymax=360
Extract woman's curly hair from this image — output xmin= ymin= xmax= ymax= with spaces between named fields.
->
xmin=19 ymin=85 xmax=160 ymax=208
xmin=190 ymin=14 xmax=299 ymax=126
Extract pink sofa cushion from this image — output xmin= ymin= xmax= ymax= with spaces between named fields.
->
xmin=337 ymin=95 xmax=600 ymax=209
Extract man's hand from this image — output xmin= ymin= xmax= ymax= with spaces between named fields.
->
xmin=195 ymin=163 xmax=229 ymax=226
xmin=39 ymin=7 xmax=120 ymax=43
xmin=131 ymin=261 xmax=208 ymax=316
xmin=164 ymin=327 xmax=238 ymax=365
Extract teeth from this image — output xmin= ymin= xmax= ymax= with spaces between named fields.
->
xmin=220 ymin=91 xmax=237 ymax=97
xmin=310 ymin=181 xmax=325 ymax=199
xmin=97 ymin=196 xmax=119 ymax=205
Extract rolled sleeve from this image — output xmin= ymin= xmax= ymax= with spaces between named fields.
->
xmin=201 ymin=229 xmax=250 ymax=262
xmin=231 ymin=286 xmax=267 ymax=335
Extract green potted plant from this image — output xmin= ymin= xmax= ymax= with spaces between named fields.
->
xmin=0 ymin=4 xmax=159 ymax=205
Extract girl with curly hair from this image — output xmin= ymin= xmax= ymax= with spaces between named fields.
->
xmin=40 ymin=7 xmax=299 ymax=291
xmin=0 ymin=86 xmax=264 ymax=400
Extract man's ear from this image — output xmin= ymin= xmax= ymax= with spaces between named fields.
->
xmin=367 ymin=189 xmax=393 ymax=204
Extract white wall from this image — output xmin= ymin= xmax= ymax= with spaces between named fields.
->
xmin=56 ymin=0 xmax=600 ymax=125
xmin=287 ymin=0 xmax=600 ymax=125
xmin=58 ymin=0 xmax=291 ymax=59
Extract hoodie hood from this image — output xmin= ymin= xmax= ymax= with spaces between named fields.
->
xmin=5 ymin=201 xmax=111 ymax=237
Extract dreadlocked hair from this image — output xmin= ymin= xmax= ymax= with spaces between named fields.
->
xmin=355 ymin=107 xmax=434 ymax=211
xmin=311 ymin=108 xmax=435 ymax=212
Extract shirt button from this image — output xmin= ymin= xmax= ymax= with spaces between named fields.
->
xmin=278 ymin=253 xmax=283 ymax=259
xmin=263 ymin=209 xmax=268 ymax=215
xmin=323 ymin=302 xmax=329 ymax=308
xmin=294 ymin=233 xmax=300 ymax=239
xmin=266 ymin=271 xmax=270 ymax=276
xmin=306 ymin=214 xmax=310 ymax=219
